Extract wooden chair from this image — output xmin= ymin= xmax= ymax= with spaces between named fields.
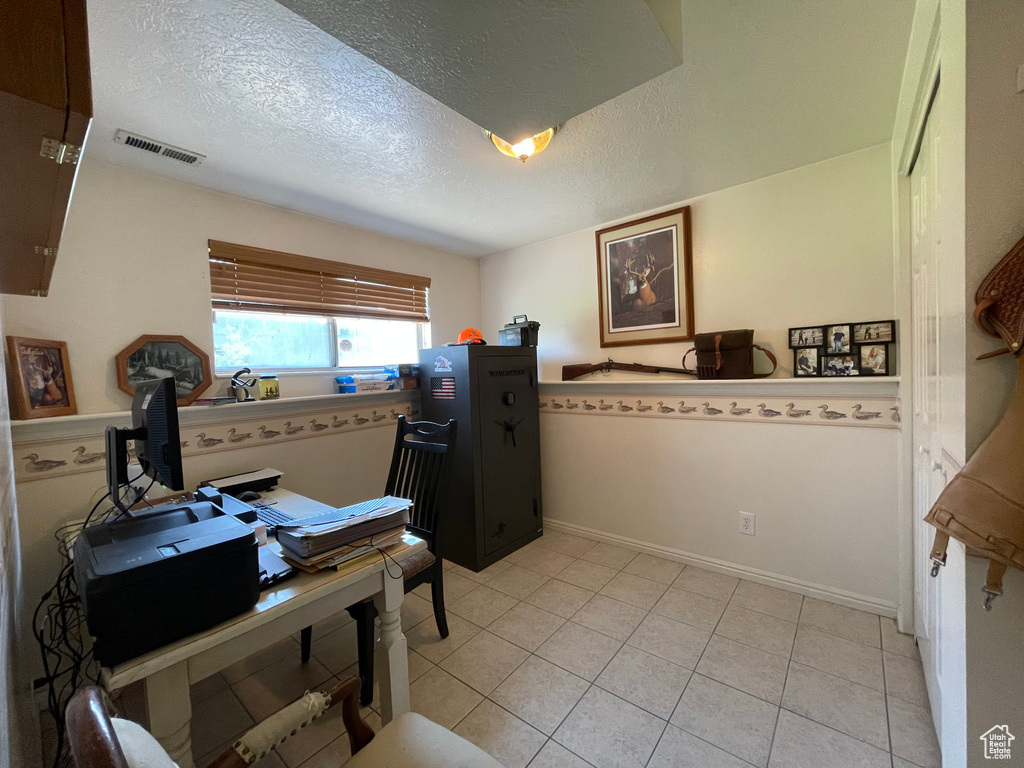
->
xmin=300 ymin=416 xmax=457 ymax=705
xmin=65 ymin=675 xmax=500 ymax=768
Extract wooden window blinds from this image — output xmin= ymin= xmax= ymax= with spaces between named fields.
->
xmin=208 ymin=240 xmax=430 ymax=322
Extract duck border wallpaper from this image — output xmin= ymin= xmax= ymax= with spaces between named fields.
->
xmin=13 ymin=384 xmax=899 ymax=484
xmin=540 ymin=395 xmax=900 ymax=429
xmin=13 ymin=396 xmax=420 ymax=483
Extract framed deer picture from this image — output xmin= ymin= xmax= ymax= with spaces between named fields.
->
xmin=6 ymin=336 xmax=78 ymax=419
xmin=595 ymin=206 xmax=694 ymax=347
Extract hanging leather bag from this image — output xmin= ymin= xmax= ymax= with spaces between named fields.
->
xmin=681 ymin=329 xmax=778 ymax=380
xmin=926 ymin=233 xmax=1024 ymax=608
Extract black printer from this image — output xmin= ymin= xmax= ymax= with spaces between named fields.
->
xmin=74 ymin=500 xmax=260 ymax=667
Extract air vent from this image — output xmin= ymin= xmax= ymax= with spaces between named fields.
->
xmin=114 ymin=130 xmax=205 ymax=166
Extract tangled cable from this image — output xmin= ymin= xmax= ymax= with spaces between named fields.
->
xmin=33 ymin=480 xmax=152 ymax=768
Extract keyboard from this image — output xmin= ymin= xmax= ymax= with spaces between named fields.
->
xmin=252 ymin=501 xmax=296 ymax=532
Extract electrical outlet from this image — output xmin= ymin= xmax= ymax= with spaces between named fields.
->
xmin=739 ymin=511 xmax=756 ymax=536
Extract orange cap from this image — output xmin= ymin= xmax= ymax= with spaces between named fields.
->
xmin=457 ymin=328 xmax=485 ymax=344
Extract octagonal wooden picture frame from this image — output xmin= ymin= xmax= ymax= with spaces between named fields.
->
xmin=115 ymin=334 xmax=212 ymax=407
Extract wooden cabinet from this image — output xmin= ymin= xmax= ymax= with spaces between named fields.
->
xmin=0 ymin=0 xmax=92 ymax=297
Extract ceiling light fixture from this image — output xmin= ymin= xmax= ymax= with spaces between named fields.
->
xmin=487 ymin=127 xmax=558 ymax=163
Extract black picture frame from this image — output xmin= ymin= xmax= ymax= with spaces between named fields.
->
xmin=821 ymin=354 xmax=860 ymax=376
xmin=788 ymin=326 xmax=824 ymax=349
xmin=852 ymin=320 xmax=896 ymax=344
xmin=824 ymin=324 xmax=852 ymax=354
xmin=793 ymin=347 xmax=820 ymax=376
xmin=858 ymin=343 xmax=889 ymax=375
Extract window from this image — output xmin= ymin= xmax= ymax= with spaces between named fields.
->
xmin=209 ymin=240 xmax=430 ymax=371
xmin=212 ymin=310 xmax=426 ymax=370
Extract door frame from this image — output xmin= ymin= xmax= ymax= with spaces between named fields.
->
xmin=892 ymin=4 xmax=941 ymax=634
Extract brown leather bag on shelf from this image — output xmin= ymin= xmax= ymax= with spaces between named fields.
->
xmin=681 ymin=329 xmax=778 ymax=380
xmin=926 ymin=233 xmax=1024 ymax=609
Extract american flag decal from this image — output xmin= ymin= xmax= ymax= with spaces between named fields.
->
xmin=431 ymin=377 xmax=456 ymax=399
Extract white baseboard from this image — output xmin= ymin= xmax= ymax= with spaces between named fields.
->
xmin=544 ymin=518 xmax=898 ymax=618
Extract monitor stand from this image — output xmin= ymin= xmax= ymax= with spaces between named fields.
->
xmin=105 ymin=425 xmax=146 ymax=515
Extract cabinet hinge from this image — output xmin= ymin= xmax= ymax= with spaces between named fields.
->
xmin=34 ymin=246 xmax=58 ymax=258
xmin=40 ymin=137 xmax=81 ymax=165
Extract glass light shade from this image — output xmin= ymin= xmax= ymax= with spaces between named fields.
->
xmin=488 ymin=127 xmax=557 ymax=162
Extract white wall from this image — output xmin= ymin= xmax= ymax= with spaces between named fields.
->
xmin=542 ymin=415 xmax=899 ymax=603
xmin=1 ymin=158 xmax=483 ymax=413
xmin=481 ymin=145 xmax=900 ymax=607
xmin=964 ymin=0 xmax=1024 ymax=758
xmin=481 ymin=144 xmax=895 ymax=380
xmin=964 ymin=0 xmax=1024 ymax=454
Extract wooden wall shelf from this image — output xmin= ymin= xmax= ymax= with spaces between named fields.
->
xmin=541 ymin=377 xmax=900 ymax=398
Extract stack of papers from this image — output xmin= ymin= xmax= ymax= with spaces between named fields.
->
xmin=276 ymin=496 xmax=412 ymax=569
xmin=281 ymin=529 xmax=408 ymax=572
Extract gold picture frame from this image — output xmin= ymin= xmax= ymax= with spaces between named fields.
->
xmin=595 ymin=206 xmax=695 ymax=347
xmin=6 ymin=336 xmax=78 ymax=419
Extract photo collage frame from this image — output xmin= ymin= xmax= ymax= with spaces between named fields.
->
xmin=789 ymin=321 xmax=896 ymax=377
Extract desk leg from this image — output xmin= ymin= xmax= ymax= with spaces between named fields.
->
xmin=374 ymin=569 xmax=410 ymax=725
xmin=144 ymin=661 xmax=193 ymax=768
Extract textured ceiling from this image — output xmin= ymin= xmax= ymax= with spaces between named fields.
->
xmin=277 ymin=0 xmax=682 ymax=142
xmin=83 ymin=0 xmax=915 ymax=257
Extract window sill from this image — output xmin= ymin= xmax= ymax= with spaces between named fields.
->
xmin=214 ymin=367 xmax=406 ymax=378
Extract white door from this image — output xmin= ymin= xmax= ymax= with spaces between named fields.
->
xmin=910 ymin=86 xmax=967 ymax=764
xmin=911 ymin=94 xmax=942 ymax=644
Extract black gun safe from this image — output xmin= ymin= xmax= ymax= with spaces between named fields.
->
xmin=418 ymin=345 xmax=543 ymax=571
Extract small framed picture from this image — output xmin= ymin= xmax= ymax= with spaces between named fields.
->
xmin=822 ymin=354 xmax=860 ymax=376
xmin=853 ymin=320 xmax=895 ymax=344
xmin=859 ymin=343 xmax=889 ymax=375
xmin=5 ymin=336 xmax=78 ymax=419
xmin=788 ymin=326 xmax=824 ymax=349
xmin=115 ymin=334 xmax=212 ymax=406
xmin=824 ymin=324 xmax=852 ymax=354
xmin=793 ymin=348 xmax=820 ymax=376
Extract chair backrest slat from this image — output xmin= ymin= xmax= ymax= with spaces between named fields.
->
xmin=384 ymin=416 xmax=456 ymax=556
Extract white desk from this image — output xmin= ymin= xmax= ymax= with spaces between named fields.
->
xmin=101 ymin=489 xmax=425 ymax=768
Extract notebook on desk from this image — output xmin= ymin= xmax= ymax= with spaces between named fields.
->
xmin=276 ymin=497 xmax=411 ymax=558
xmin=275 ymin=496 xmax=410 ymax=529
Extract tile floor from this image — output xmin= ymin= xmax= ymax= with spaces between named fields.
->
xmin=189 ymin=531 xmax=941 ymax=768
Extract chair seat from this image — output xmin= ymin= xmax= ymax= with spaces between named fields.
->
xmin=346 ymin=712 xmax=502 ymax=768
xmin=356 ymin=549 xmax=436 ymax=605
xmin=395 ymin=548 xmax=436 ymax=581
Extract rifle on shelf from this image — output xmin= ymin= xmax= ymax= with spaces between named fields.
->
xmin=561 ymin=358 xmax=697 ymax=381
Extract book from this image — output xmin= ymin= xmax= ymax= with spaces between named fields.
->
xmin=279 ymin=527 xmax=407 ymax=572
xmin=276 ymin=497 xmax=411 ymax=559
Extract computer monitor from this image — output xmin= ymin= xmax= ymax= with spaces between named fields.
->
xmin=106 ymin=376 xmax=184 ymax=513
